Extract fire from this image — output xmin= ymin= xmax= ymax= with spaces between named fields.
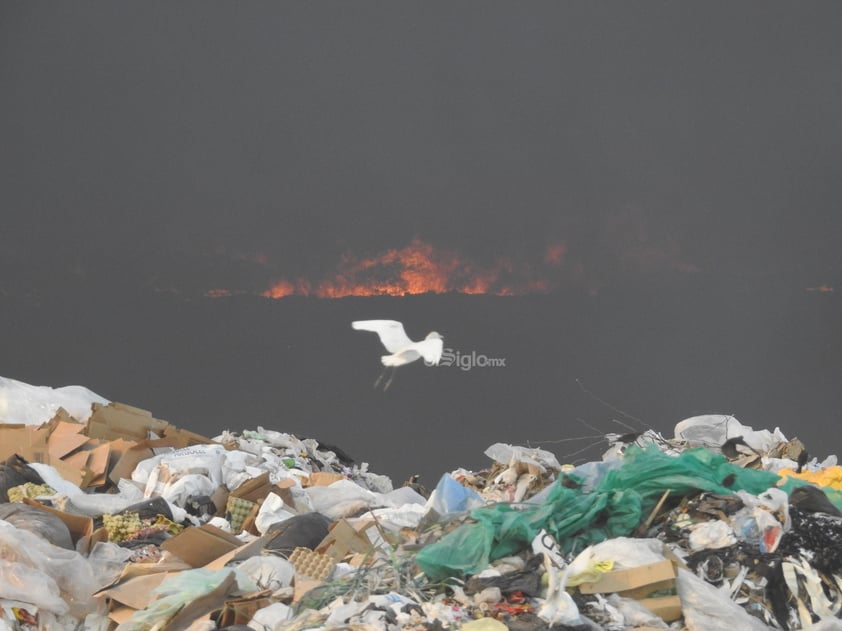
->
xmin=261 ymin=239 xmax=566 ymax=299
xmin=806 ymin=285 xmax=834 ymax=293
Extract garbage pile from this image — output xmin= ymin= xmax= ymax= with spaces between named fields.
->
xmin=2 ymin=376 xmax=842 ymax=630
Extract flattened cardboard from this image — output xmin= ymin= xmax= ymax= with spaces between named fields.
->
xmin=306 ymin=472 xmax=345 ymax=487
xmin=108 ymin=605 xmax=137 ymax=626
xmin=59 ymin=449 xmax=93 ymax=487
xmin=97 ymin=572 xmax=171 ymax=610
xmin=86 ymin=402 xmax=169 ymax=442
xmin=109 ymin=443 xmax=155 ymax=485
xmin=293 ymin=576 xmax=323 ymax=603
xmin=230 ymin=471 xmax=271 ymax=502
xmin=161 ymin=426 xmax=214 ymax=448
xmin=115 ymin=555 xmax=193 ymax=582
xmin=84 ymin=442 xmax=112 ymax=487
xmin=272 ymin=479 xmax=296 ymax=508
xmin=161 ymin=524 xmax=243 ymax=568
xmin=211 ymin=484 xmax=230 ymax=516
xmin=47 ymin=421 xmax=89 ymax=458
xmin=0 ymin=424 xmax=50 ymax=463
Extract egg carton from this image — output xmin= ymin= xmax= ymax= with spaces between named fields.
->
xmin=289 ymin=546 xmax=336 ymax=580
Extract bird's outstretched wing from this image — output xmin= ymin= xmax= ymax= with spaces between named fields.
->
xmin=352 ymin=320 xmax=413 ymax=353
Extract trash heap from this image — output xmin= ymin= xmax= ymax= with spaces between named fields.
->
xmin=2 ymin=377 xmax=842 ymax=630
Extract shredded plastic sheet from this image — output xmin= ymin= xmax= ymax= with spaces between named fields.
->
xmin=416 ymin=444 xmax=781 ymax=579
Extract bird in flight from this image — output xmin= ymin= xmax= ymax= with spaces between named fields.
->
xmin=352 ymin=320 xmax=444 ymax=390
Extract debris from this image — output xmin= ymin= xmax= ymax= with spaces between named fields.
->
xmin=5 ymin=377 xmax=842 ymax=629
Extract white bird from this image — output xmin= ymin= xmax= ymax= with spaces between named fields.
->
xmin=352 ymin=320 xmax=444 ymax=389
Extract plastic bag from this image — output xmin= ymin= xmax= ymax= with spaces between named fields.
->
xmin=304 ymin=479 xmax=379 ymax=519
xmin=87 ymin=541 xmax=135 ymax=589
xmin=248 ymin=602 xmax=294 ymax=630
xmin=0 ymin=502 xmax=73 ymax=549
xmin=0 ymin=520 xmax=98 ymax=617
xmin=132 ymin=444 xmax=227 ymax=488
xmin=676 ymin=568 xmax=769 ymax=631
xmin=0 ymin=561 xmax=69 ymax=615
xmin=426 ymin=473 xmax=485 ymax=516
xmin=673 ymin=414 xmax=787 ymax=452
xmin=688 ymin=520 xmax=737 ymax=551
xmin=484 ymin=443 xmax=561 ymax=472
xmin=29 ymin=461 xmax=84 ymax=496
xmin=62 ymin=480 xmax=146 ymax=516
xmin=0 ymin=376 xmax=108 ymax=425
xmin=254 ymin=492 xmax=296 ymax=535
xmin=265 ymin=512 xmax=332 ymax=556
xmin=118 ymin=569 xmax=245 ymax=630
xmin=235 ymin=555 xmax=295 ymax=591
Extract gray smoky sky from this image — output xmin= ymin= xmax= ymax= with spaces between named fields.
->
xmin=2 ymin=2 xmax=841 ymax=298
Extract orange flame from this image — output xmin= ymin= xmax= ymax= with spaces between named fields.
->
xmin=262 ymin=239 xmax=566 ymax=299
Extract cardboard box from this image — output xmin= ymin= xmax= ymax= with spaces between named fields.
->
xmin=315 ymin=518 xmax=376 ymax=562
xmin=161 ymin=524 xmax=243 ymax=568
xmin=216 ymin=590 xmax=273 ymax=627
xmin=578 ymin=559 xmax=681 ymax=623
xmin=639 ymin=595 xmax=683 ymax=622
xmin=578 ymin=559 xmax=676 ymax=595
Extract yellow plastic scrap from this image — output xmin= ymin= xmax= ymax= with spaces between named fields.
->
xmin=779 ymin=466 xmax=842 ymax=490
xmin=102 ymin=511 xmax=144 ymax=543
xmin=564 ymin=559 xmax=615 ymax=587
xmin=6 ymin=483 xmax=55 ymax=503
xmin=153 ymin=514 xmax=185 ymax=535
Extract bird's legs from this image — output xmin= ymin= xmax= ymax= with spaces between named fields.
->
xmin=374 ymin=366 xmax=397 ymax=391
xmin=383 ymin=366 xmax=397 ymax=390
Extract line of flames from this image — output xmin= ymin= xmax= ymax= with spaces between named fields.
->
xmin=261 ymin=239 xmax=567 ymax=298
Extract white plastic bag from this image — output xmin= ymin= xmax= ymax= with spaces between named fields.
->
xmin=688 ymin=520 xmax=737 ymax=551
xmin=304 ymin=479 xmax=380 ymax=519
xmin=0 ymin=520 xmax=98 ymax=617
xmin=254 ymin=492 xmax=296 ymax=535
xmin=0 ymin=376 xmax=108 ymax=424
xmin=484 ymin=442 xmax=561 ymax=472
xmin=236 ymin=556 xmax=295 ymax=591
xmin=248 ymin=602 xmax=294 ymax=630
xmin=676 ymin=568 xmax=769 ymax=631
